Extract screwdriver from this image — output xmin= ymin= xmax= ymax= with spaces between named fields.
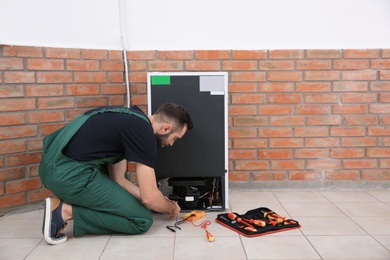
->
xmin=243 ymin=217 xmax=266 ymax=227
xmin=227 ymin=213 xmax=257 ymax=232
xmin=205 ymin=230 xmax=214 ymax=242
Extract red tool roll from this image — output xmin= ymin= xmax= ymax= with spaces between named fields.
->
xmin=216 ymin=207 xmax=300 ymax=237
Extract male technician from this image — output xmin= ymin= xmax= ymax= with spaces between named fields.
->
xmin=39 ymin=103 xmax=193 ymax=245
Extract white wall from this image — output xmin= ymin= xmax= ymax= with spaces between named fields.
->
xmin=1 ymin=0 xmax=390 ymax=50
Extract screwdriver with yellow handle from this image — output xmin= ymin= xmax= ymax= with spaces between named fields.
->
xmin=264 ymin=211 xmax=286 ymax=223
xmin=205 ymin=229 xmax=214 ymax=242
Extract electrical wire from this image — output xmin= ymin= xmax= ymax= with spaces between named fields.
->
xmin=122 ymin=37 xmax=130 ymax=108
xmin=118 ymin=0 xmax=130 ymax=108
xmin=189 ymin=219 xmax=211 ymax=229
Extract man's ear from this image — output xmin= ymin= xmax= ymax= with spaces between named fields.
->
xmin=161 ymin=123 xmax=172 ymax=134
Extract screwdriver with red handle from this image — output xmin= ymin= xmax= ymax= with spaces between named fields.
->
xmin=243 ymin=217 xmax=266 ymax=227
xmin=227 ymin=213 xmax=257 ymax=232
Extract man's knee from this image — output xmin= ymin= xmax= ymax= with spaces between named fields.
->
xmin=126 ymin=217 xmax=153 ymax=234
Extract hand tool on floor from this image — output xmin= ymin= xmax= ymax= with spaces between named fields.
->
xmin=283 ymin=219 xmax=297 ymax=225
xmin=205 ymin=230 xmax=214 ymax=242
xmin=183 ymin=210 xmax=205 ymax=221
xmin=263 ymin=211 xmax=286 ymax=223
xmin=166 ymin=212 xmax=195 ymax=232
xmin=184 ymin=215 xmax=214 ymax=242
xmin=227 ymin=213 xmax=257 ymax=232
xmin=244 ymin=226 xmax=257 ymax=232
xmin=243 ymin=217 xmax=266 ymax=227
xmin=267 ymin=220 xmax=278 ymax=227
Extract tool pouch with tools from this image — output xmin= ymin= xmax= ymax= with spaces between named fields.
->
xmin=216 ymin=207 xmax=300 ymax=237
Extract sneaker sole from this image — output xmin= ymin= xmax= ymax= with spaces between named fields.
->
xmin=43 ymin=198 xmax=67 ymax=245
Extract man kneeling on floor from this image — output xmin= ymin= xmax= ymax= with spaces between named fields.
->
xmin=38 ymin=103 xmax=193 ymax=245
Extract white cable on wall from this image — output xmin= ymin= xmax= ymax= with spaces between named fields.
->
xmin=122 ymin=37 xmax=130 ymax=108
xmin=119 ymin=0 xmax=130 ymax=108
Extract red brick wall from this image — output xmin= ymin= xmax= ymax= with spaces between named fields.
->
xmin=1 ymin=45 xmax=390 ymax=209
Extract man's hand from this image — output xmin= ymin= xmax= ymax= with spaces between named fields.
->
xmin=108 ymin=160 xmax=181 ymax=217
xmin=136 ymin=163 xmax=181 ymax=217
xmin=165 ymin=197 xmax=181 ymax=218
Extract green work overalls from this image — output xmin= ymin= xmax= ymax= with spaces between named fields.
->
xmin=39 ymin=107 xmax=153 ymax=236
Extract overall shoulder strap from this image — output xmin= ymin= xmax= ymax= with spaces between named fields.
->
xmin=86 ymin=107 xmax=150 ymax=124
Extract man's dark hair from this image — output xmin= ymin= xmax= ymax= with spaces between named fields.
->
xmin=154 ymin=103 xmax=193 ymax=131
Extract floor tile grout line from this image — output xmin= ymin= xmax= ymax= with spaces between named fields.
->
xmin=274 ymin=191 xmax=324 ymax=260
xmin=326 ymin=191 xmax=382 ymax=237
xmin=301 ymin=234 xmax=324 ymax=259
xmin=318 ymin=192 xmax=377 ymax=242
xmin=270 ymin=191 xmax=290 ymax=219
xmin=172 ymin=216 xmax=178 ymax=260
xmin=98 ymin=234 xmax=112 ymax=259
xmin=320 ymin=190 xmax=383 ymax=204
xmin=370 ymin=234 xmax=390 ymax=254
xmin=238 ymin=234 xmax=249 ymax=260
xmin=272 ymin=191 xmax=388 ymax=259
xmin=343 ymin=192 xmax=390 ymax=254
xmin=24 ymin=237 xmax=45 ymax=260
xmin=367 ymin=190 xmax=390 ymax=203
xmin=224 ymin=201 xmax=249 ymax=259
xmin=172 ymin=232 xmax=176 ymax=260
xmin=362 ymin=190 xmax=384 ymax=203
xmin=2 ymin=191 xmax=389 ymax=260
xmin=314 ymin=191 xmax=390 ymax=256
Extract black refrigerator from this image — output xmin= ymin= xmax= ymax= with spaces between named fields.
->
xmin=147 ymin=72 xmax=228 ymax=211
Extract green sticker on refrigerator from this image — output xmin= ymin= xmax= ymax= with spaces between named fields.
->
xmin=151 ymin=76 xmax=171 ymax=85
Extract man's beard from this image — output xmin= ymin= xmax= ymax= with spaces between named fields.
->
xmin=156 ymin=133 xmax=169 ymax=147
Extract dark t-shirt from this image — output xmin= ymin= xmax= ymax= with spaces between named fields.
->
xmin=62 ymin=106 xmax=157 ymax=168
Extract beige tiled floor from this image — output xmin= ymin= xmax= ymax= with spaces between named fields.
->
xmin=1 ymin=190 xmax=390 ymax=260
